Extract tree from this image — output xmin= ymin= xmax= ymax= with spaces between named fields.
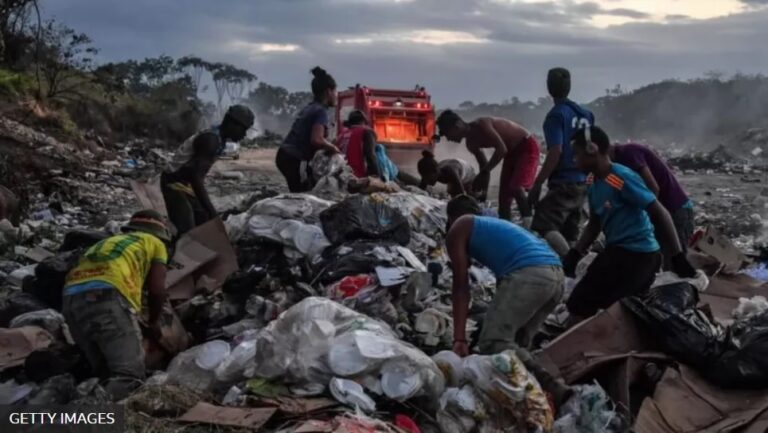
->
xmin=458 ymin=100 xmax=475 ymax=110
xmin=177 ymin=55 xmax=210 ymax=93
xmin=0 ymin=0 xmax=36 ymax=65
xmin=37 ymin=20 xmax=98 ymax=100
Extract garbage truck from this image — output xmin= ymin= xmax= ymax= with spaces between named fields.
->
xmin=335 ymin=84 xmax=436 ymax=166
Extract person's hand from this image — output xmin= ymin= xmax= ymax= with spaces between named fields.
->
xmin=671 ymin=253 xmax=697 ymax=278
xmin=528 ymin=182 xmax=543 ymax=208
xmin=472 ymin=170 xmax=490 ymax=194
xmin=453 ymin=340 xmax=469 ymax=357
xmin=562 ymin=249 xmax=583 ymax=278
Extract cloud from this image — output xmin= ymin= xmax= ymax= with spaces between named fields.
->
xmin=41 ymin=0 xmax=768 ymax=107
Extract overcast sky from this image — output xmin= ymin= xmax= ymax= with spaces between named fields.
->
xmin=45 ymin=0 xmax=768 ymax=107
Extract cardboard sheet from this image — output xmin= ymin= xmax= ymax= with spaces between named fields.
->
xmin=165 ymin=218 xmax=238 ymax=300
xmin=178 ymin=402 xmax=276 ymax=430
xmin=634 ymin=366 xmax=768 ymax=433
xmin=0 ymin=326 xmax=54 ymax=371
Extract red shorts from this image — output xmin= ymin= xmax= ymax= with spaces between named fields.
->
xmin=499 ymin=135 xmax=540 ymax=201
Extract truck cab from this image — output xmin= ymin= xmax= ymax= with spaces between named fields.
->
xmin=335 ymin=85 xmax=436 ymax=166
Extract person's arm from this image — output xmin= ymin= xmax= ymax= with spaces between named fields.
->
xmin=447 ymin=216 xmax=473 ymax=356
xmin=310 ymin=109 xmax=338 ymax=153
xmin=622 ymin=169 xmax=696 ymax=277
xmin=311 ymin=123 xmax=339 ymax=153
xmin=647 ymin=201 xmax=681 ymax=255
xmin=475 ymin=119 xmax=507 ymax=173
xmin=530 ymin=114 xmax=564 ymax=206
xmin=442 ymin=166 xmax=466 ymax=196
xmin=574 ymin=213 xmax=601 ymax=256
xmin=638 ymin=166 xmax=660 ymax=197
xmin=146 ymin=263 xmax=168 ymax=325
xmin=563 ymin=213 xmax=600 ymax=277
xmin=362 ymin=130 xmax=381 ymax=179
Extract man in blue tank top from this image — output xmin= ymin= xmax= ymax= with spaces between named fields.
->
xmin=564 ymin=126 xmax=697 ymax=320
xmin=445 ymin=195 xmax=570 ymax=403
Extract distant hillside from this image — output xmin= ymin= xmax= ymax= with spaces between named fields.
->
xmin=452 ymin=74 xmax=768 ymax=151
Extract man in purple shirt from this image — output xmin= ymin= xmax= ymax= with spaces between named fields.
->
xmin=610 ymin=143 xmax=694 ymax=269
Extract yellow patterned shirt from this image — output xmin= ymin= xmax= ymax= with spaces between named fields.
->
xmin=64 ymin=232 xmax=168 ymax=312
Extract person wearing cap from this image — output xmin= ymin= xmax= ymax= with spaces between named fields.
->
xmin=528 ymin=68 xmax=594 ymax=256
xmin=444 ymin=195 xmax=570 ymax=403
xmin=62 ymin=209 xmax=171 ymax=399
xmin=564 ymin=126 xmax=696 ymax=321
xmin=436 ymin=110 xmax=540 ymax=227
xmin=162 ymin=104 xmax=255 ymax=235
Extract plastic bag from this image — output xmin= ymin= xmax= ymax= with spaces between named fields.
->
xmin=330 ymin=377 xmax=377 ymax=413
xmin=732 ymin=295 xmax=768 ymax=321
xmin=622 ymin=282 xmax=727 ymax=369
xmin=320 ymin=195 xmax=411 ymax=246
xmin=9 ymin=309 xmax=68 ymax=340
xmin=251 ymin=297 xmax=445 ymax=401
xmin=708 ymin=310 xmax=768 ymax=388
xmin=246 ymin=194 xmax=334 ymax=222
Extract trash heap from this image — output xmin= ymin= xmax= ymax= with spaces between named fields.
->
xmin=1 ymin=120 xmax=767 ymax=432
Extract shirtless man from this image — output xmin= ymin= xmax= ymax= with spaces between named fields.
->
xmin=436 ymin=110 xmax=539 ymax=226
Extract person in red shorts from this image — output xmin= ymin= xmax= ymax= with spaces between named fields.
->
xmin=436 ymin=110 xmax=540 ymax=226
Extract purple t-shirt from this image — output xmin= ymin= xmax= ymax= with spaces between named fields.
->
xmin=613 ymin=143 xmax=689 ymax=211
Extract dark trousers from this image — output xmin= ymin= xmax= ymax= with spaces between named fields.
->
xmin=567 ymin=246 xmax=662 ymax=317
xmin=62 ymin=289 xmax=144 ymax=400
xmin=276 ymin=148 xmax=310 ymax=193
xmin=531 ymin=183 xmax=588 ymax=242
xmin=657 ymin=205 xmax=695 ymax=270
xmin=160 ymin=173 xmax=209 ymax=236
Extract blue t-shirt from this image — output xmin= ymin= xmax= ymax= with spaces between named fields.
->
xmin=281 ymin=102 xmax=330 ymax=161
xmin=587 ymin=163 xmax=660 ymax=253
xmin=468 ymin=216 xmax=561 ymax=278
xmin=543 ymin=99 xmax=595 ymax=184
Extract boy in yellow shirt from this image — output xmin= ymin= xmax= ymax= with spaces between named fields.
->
xmin=62 ymin=209 xmax=170 ymax=400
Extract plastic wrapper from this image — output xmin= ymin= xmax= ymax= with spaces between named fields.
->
xmin=369 ymin=192 xmax=447 ymax=239
xmin=251 ymin=297 xmax=445 ymax=402
xmin=9 ymin=308 xmax=68 ymax=340
xmin=436 ymin=351 xmax=554 ymax=433
xmin=732 ymin=295 xmax=768 ymax=321
xmin=553 ymin=383 xmax=623 ymax=433
xmin=246 ymin=194 xmax=334 ymax=222
xmin=329 ymin=377 xmax=377 ymax=413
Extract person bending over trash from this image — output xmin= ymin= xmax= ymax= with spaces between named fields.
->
xmin=436 ymin=110 xmax=540 ymax=226
xmin=563 ymin=126 xmax=697 ymax=321
xmin=162 ymin=105 xmax=254 ymax=235
xmin=277 ymin=66 xmax=340 ymax=192
xmin=529 ymin=68 xmax=594 ymax=255
xmin=611 ymin=142 xmax=694 ymax=270
xmin=445 ymin=195 xmax=571 ymax=404
xmin=417 ymin=151 xmax=477 ymax=197
xmin=61 ymin=210 xmax=171 ymax=400
xmin=337 ymin=109 xmax=420 ymax=188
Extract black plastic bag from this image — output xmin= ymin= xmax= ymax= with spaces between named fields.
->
xmin=707 ymin=311 xmax=768 ymax=388
xmin=59 ymin=230 xmax=108 ymax=252
xmin=22 ymin=249 xmax=83 ymax=310
xmin=622 ymin=282 xmax=727 ymax=369
xmin=320 ymin=195 xmax=410 ymax=246
xmin=0 ymin=292 xmax=49 ymax=326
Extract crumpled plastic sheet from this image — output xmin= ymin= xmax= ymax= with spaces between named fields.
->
xmin=247 ymin=194 xmax=335 ymax=222
xmin=732 ymin=295 xmax=768 ymax=321
xmin=434 ymin=350 xmax=553 ymax=433
xmin=247 ymin=216 xmax=331 ymax=263
xmin=742 ymin=262 xmax=768 ymax=282
xmin=553 ymin=382 xmax=623 ymax=433
xmin=369 ymin=192 xmax=447 ymax=239
xmin=310 ymin=152 xmax=356 ymax=199
xmin=651 ymin=270 xmax=710 ymax=292
xmin=251 ymin=297 xmax=445 ymax=403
